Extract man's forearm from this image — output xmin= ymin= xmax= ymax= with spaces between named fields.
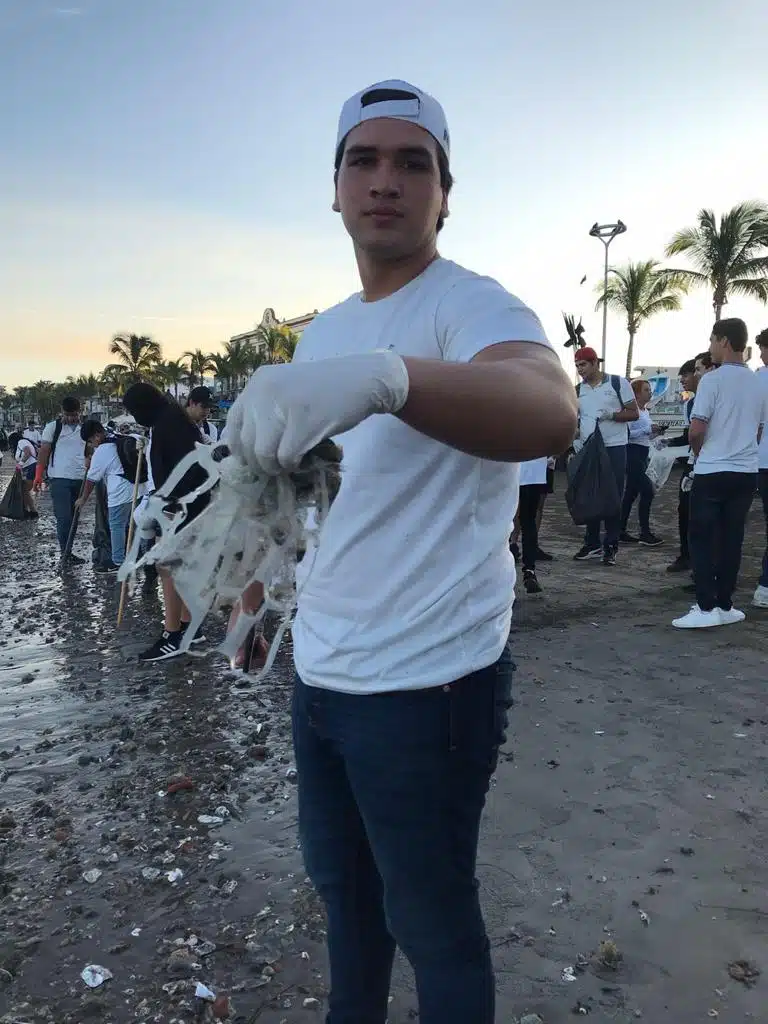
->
xmin=612 ymin=406 xmax=639 ymax=423
xmin=398 ymin=345 xmax=577 ymax=461
xmin=689 ymin=419 xmax=707 ymax=456
xmin=37 ymin=442 xmax=51 ymax=473
xmin=80 ymin=480 xmax=96 ymax=504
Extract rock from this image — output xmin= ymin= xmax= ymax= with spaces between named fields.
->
xmin=212 ymin=994 xmax=230 ymax=1018
xmin=166 ymin=948 xmax=201 ymax=976
xmin=520 ymin=1015 xmax=544 ymax=1024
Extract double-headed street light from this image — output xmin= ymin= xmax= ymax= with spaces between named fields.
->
xmin=589 ymin=220 xmax=627 ymax=365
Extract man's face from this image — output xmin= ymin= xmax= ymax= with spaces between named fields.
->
xmin=759 ymin=344 xmax=768 ymax=367
xmin=575 ymin=358 xmax=599 ymax=382
xmin=695 ymin=357 xmax=714 ymax=380
xmin=91 ymin=431 xmax=106 ymax=448
xmin=708 ymin=332 xmax=728 ymax=364
xmin=334 ymin=118 xmax=447 ymax=260
xmin=187 ymin=401 xmax=208 ymax=424
xmin=680 ymin=370 xmax=696 ymax=392
xmin=61 ymin=408 xmax=80 ymax=425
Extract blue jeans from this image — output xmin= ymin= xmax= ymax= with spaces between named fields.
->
xmin=758 ymin=470 xmax=768 ymax=587
xmin=49 ymin=477 xmax=83 ymax=552
xmin=108 ymin=500 xmax=133 ymax=565
xmin=584 ymin=444 xmax=627 ymax=552
xmin=292 ymin=645 xmax=514 ymax=1024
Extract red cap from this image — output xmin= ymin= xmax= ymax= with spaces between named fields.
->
xmin=574 ymin=347 xmax=601 ymax=363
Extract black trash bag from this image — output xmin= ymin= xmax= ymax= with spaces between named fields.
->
xmin=0 ymin=469 xmax=26 ymax=520
xmin=565 ymin=426 xmax=621 ymax=525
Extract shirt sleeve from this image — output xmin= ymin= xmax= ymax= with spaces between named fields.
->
xmin=87 ymin=444 xmax=110 ymax=483
xmin=691 ymin=375 xmax=716 ymax=421
xmin=435 ymin=275 xmax=549 ymax=363
xmin=619 ymin=378 xmax=635 ymax=406
xmin=41 ymin=421 xmax=56 ymax=443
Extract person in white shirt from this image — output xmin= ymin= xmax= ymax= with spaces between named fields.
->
xmin=23 ymin=422 xmax=42 ymax=446
xmin=573 ymin=346 xmax=639 ymax=565
xmin=619 ymin=378 xmax=665 ymax=546
xmin=14 ymin=435 xmax=38 ymax=517
xmin=673 ymin=319 xmax=768 ymax=629
xmin=753 ymin=327 xmax=768 ymax=608
xmin=75 ymin=421 xmax=144 ymax=571
xmin=511 ymin=456 xmax=549 ymax=593
xmin=224 ymin=79 xmax=576 ymax=1024
xmin=34 ymin=396 xmax=86 ymax=563
xmin=186 ymin=386 xmax=219 ymax=444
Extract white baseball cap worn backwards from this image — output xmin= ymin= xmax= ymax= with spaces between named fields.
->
xmin=336 ymin=79 xmax=450 ymax=162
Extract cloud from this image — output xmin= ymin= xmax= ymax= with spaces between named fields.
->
xmin=53 ymin=7 xmax=83 ymax=15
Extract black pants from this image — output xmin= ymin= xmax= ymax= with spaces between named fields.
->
xmin=621 ymin=444 xmax=654 ymax=534
xmin=689 ymin=472 xmax=757 ymax=612
xmin=759 ymin=469 xmax=768 ymax=588
xmin=678 ymin=471 xmax=692 ymax=560
xmin=518 ymin=484 xmax=544 ymax=570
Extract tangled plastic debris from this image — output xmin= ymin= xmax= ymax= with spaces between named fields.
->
xmin=195 ymin=982 xmax=216 ymax=1001
xmin=81 ymin=964 xmax=113 ymax=988
xmin=119 ymin=440 xmax=342 ymax=678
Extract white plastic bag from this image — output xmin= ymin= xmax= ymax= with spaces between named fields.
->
xmin=645 ymin=442 xmax=680 ymax=493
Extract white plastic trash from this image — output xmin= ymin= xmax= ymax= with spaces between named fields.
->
xmin=81 ymin=964 xmax=113 ymax=988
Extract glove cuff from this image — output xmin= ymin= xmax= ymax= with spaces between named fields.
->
xmin=374 ymin=349 xmax=410 ymax=414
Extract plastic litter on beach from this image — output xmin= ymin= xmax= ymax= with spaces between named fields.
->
xmin=81 ymin=964 xmax=113 ymax=988
xmin=195 ymin=982 xmax=216 ymax=1001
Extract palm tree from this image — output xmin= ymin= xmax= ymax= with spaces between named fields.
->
xmin=158 ymin=358 xmax=189 ymax=398
xmin=28 ymin=380 xmax=60 ymax=424
xmin=221 ymin=339 xmax=254 ymax=391
xmin=99 ymin=365 xmax=129 ymax=401
xmin=665 ymin=201 xmax=768 ymax=320
xmin=183 ymin=348 xmax=215 ymax=386
xmin=209 ymin=353 xmax=234 ymax=395
xmin=109 ymin=333 xmax=162 ymax=382
xmin=255 ymin=325 xmax=297 ymax=364
xmin=596 ymin=260 xmax=688 ymax=377
xmin=13 ymin=386 xmax=30 ymax=425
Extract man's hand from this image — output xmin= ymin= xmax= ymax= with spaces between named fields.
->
xmin=74 ymin=497 xmax=85 ymax=511
xmin=227 ymin=351 xmax=409 ymax=474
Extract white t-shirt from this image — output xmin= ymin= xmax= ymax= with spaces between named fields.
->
xmin=15 ymin=439 xmax=37 ymax=469
xmin=575 ymin=375 xmax=635 ymax=449
xmin=87 ymin=441 xmax=135 ymax=507
xmin=23 ymin=428 xmax=42 ymax=445
xmin=291 ymin=257 xmax=550 ymax=695
xmin=628 ymin=408 xmax=653 ymax=447
xmin=691 ymin=363 xmax=767 ymax=475
xmin=519 ymin=457 xmax=548 ymax=487
xmin=41 ymin=420 xmax=86 ymax=480
xmin=197 ymin=420 xmax=218 ymax=444
xmin=756 ymin=366 xmax=768 ymax=471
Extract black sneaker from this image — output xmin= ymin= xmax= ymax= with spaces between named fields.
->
xmin=180 ymin=623 xmax=206 ymax=646
xmin=63 ymin=553 xmax=86 ymax=566
xmin=24 ymin=509 xmax=39 ymax=519
xmin=94 ymin=562 xmax=120 ymax=574
xmin=619 ymin=531 xmax=638 ymax=543
xmin=638 ymin=532 xmax=664 ymax=547
xmin=138 ymin=630 xmax=183 ymax=662
xmin=666 ymin=555 xmax=690 ymax=573
xmin=602 ymin=548 xmax=617 ymax=566
xmin=535 ymin=548 xmax=554 ymax=562
xmin=573 ymin=546 xmax=602 ymax=561
xmin=509 ymin=542 xmax=521 ymax=562
xmin=523 ymin=569 xmax=543 ymax=594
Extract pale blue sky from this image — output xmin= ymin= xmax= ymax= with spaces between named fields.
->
xmin=3 ymin=0 xmax=768 ymax=386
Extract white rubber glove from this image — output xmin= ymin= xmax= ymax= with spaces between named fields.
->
xmin=227 ymin=350 xmax=410 ymax=474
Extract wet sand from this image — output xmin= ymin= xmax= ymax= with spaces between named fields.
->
xmin=0 ymin=465 xmax=765 ymax=1022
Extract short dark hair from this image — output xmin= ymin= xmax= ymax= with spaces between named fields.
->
xmin=333 ymin=138 xmax=454 ymax=234
xmin=695 ymin=351 xmax=713 ymax=368
xmin=756 ymin=327 xmax=768 ymax=348
xmin=80 ymin=420 xmax=106 ymax=443
xmin=679 ymin=359 xmax=696 ymax=375
xmin=712 ymin=318 xmax=748 ymax=353
xmin=61 ymin=396 xmax=81 ymax=414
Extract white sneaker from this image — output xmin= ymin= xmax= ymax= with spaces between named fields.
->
xmin=672 ymin=605 xmax=723 ymax=629
xmin=753 ymin=584 xmax=768 ymax=608
xmin=719 ymin=607 xmax=746 ymax=625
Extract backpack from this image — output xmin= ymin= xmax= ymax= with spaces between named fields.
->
xmin=104 ymin=434 xmax=148 ymax=485
xmin=49 ymin=418 xmax=65 ymax=465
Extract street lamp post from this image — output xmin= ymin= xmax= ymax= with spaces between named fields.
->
xmin=589 ymin=220 xmax=627 ymax=366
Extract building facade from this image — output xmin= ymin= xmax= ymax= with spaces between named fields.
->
xmin=228 ymin=307 xmax=318 ymax=350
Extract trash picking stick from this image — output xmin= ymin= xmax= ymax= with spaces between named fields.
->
xmin=117 ymin=444 xmax=146 ymax=628
xmin=62 ymin=470 xmax=89 ymax=561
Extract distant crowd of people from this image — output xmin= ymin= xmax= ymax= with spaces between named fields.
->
xmin=564 ymin=320 xmax=768 ymax=628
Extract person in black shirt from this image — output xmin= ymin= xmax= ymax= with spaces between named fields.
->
xmin=122 ymin=383 xmax=210 ymax=661
xmin=666 ymin=358 xmax=700 ymax=573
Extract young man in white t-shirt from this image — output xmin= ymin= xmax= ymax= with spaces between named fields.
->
xmin=34 ymin=396 xmax=87 ymax=563
xmin=673 ymin=319 xmax=767 ymax=629
xmin=186 ymin=386 xmax=219 ymax=444
xmin=224 ymin=80 xmax=576 ymax=1023
xmin=573 ymin=346 xmax=639 ymax=565
xmin=75 ymin=421 xmax=144 ymax=572
xmin=753 ymin=327 xmax=768 ymax=608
